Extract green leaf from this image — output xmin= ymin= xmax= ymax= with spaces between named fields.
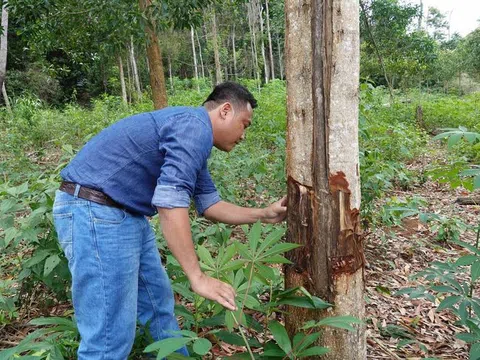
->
xmin=257 ymin=227 xmax=286 ymax=254
xmin=456 ymin=332 xmax=480 ymax=343
xmin=260 ymin=243 xmax=301 ymax=259
xmin=29 ymin=317 xmax=75 ymax=330
xmin=44 ymin=254 xmax=61 ymax=277
xmin=219 ymin=244 xmax=236 ymax=267
xmin=475 ymin=175 xmax=480 ymax=190
xmin=447 ymin=133 xmax=462 ymax=149
xmin=268 ymin=321 xmax=292 ymax=356
xmin=215 ymin=330 xmax=261 ymax=347
xmin=297 ymin=346 xmax=330 ymax=358
xmin=261 ymin=255 xmax=293 ymax=264
xmin=24 ymin=250 xmax=51 ymax=268
xmin=470 ymin=342 xmax=480 ymax=360
xmin=437 ymin=295 xmax=462 ymax=311
xmin=221 ymin=259 xmax=247 ymax=272
xmin=225 ymin=310 xmax=235 ymax=332
xmin=455 ymin=255 xmax=478 ymax=266
xmin=4 ymin=227 xmax=18 ymax=247
xmin=293 ymin=332 xmax=320 ymax=352
xmin=196 ymin=245 xmax=215 ymax=268
xmin=472 ymin=261 xmax=480 ymax=281
xmin=316 ymin=316 xmax=363 ymax=331
xmin=144 ymin=337 xmax=191 ymax=355
xmin=192 ymin=338 xmax=212 ymax=356
xmin=248 ymin=221 xmax=262 ymax=254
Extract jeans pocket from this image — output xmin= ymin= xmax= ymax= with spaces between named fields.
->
xmin=53 ymin=213 xmax=74 ymax=261
xmin=90 ymin=203 xmax=127 ymax=225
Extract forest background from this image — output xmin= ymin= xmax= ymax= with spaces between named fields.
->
xmin=1 ymin=0 xmax=480 ymax=358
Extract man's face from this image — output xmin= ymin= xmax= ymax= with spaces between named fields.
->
xmin=213 ymin=102 xmax=253 ymax=152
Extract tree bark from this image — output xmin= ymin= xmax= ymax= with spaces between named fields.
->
xmin=118 ymin=54 xmax=127 ymax=104
xmin=126 ymin=48 xmax=132 ymax=103
xmin=129 ymin=36 xmax=143 ymax=101
xmin=265 ymin=0 xmax=275 ymax=80
xmin=190 ymin=26 xmax=200 ymax=91
xmin=0 ymin=1 xmax=8 ymax=107
xmin=232 ymin=24 xmax=237 ymax=80
xmin=284 ymin=0 xmax=365 ymax=359
xmin=210 ymin=7 xmax=223 ymax=84
xmin=168 ymin=55 xmax=174 ymax=94
xmin=2 ymin=83 xmax=11 ymax=114
xmin=139 ymin=0 xmax=168 ymax=109
xmin=255 ymin=0 xmax=269 ymax=83
xmin=247 ymin=2 xmax=261 ymax=89
xmin=196 ymin=30 xmax=206 ymax=79
xmin=276 ymin=33 xmax=284 ymax=80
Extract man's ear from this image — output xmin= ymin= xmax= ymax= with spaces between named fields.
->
xmin=220 ymin=102 xmax=232 ymax=119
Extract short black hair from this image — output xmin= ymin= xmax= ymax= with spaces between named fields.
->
xmin=203 ymin=82 xmax=258 ymax=110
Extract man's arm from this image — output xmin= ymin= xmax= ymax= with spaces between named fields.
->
xmin=203 ymin=197 xmax=287 ymax=225
xmin=157 ymin=207 xmax=237 ymax=311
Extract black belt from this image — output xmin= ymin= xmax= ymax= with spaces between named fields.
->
xmin=59 ymin=181 xmax=124 ymax=209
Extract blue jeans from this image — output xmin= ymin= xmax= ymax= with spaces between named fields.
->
xmin=52 ymin=189 xmax=189 ymax=359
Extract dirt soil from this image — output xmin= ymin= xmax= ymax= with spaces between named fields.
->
xmin=366 ymin=144 xmax=477 ymax=360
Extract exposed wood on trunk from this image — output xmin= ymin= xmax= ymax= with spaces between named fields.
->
xmin=285 ymin=0 xmax=365 ymax=358
xmin=190 ymin=26 xmax=200 ymax=91
xmin=139 ymin=0 xmax=168 ymax=109
xmin=265 ymin=0 xmax=275 ymax=80
xmin=118 ymin=54 xmax=127 ymax=104
xmin=129 ymin=36 xmax=142 ymax=101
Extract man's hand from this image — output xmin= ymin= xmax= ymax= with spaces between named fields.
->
xmin=190 ymin=273 xmax=237 ymax=311
xmin=262 ymin=196 xmax=287 ymax=224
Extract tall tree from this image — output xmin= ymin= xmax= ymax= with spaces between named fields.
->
xmin=139 ymin=0 xmax=168 ymax=109
xmin=284 ymin=0 xmax=365 ymax=359
xmin=0 ymin=0 xmax=8 ymax=105
xmin=265 ymin=0 xmax=275 ymax=80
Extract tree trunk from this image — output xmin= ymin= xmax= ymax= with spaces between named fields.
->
xmin=232 ymin=24 xmax=237 ymax=80
xmin=190 ymin=26 xmax=200 ymax=91
xmin=126 ymin=49 xmax=132 ymax=103
xmin=129 ymin=36 xmax=143 ymax=101
xmin=2 ymin=83 xmax=11 ymax=114
xmin=0 ymin=1 xmax=8 ymax=108
xmin=265 ymin=0 xmax=275 ymax=80
xmin=247 ymin=2 xmax=261 ymax=89
xmin=118 ymin=55 xmax=127 ymax=104
xmin=168 ymin=55 xmax=174 ymax=94
xmin=196 ymin=30 xmax=206 ymax=79
xmin=210 ymin=7 xmax=223 ymax=84
xmin=276 ymin=33 xmax=284 ymax=80
xmin=284 ymin=0 xmax=365 ymax=359
xmin=255 ymin=0 xmax=269 ymax=83
xmin=139 ymin=0 xmax=168 ymax=109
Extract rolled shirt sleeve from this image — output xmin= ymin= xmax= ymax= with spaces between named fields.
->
xmin=151 ymin=114 xmax=214 ymax=210
xmin=193 ymin=162 xmax=221 ymax=215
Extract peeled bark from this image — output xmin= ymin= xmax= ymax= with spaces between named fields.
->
xmin=118 ymin=55 xmax=127 ymax=104
xmin=265 ymin=0 xmax=275 ymax=80
xmin=284 ymin=0 xmax=365 ymax=359
xmin=139 ymin=0 xmax=168 ymax=109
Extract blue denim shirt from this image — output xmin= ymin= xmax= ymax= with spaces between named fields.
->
xmin=60 ymin=106 xmax=221 ymax=216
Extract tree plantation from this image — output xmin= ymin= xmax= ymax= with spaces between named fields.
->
xmin=1 ymin=0 xmax=480 ymax=359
